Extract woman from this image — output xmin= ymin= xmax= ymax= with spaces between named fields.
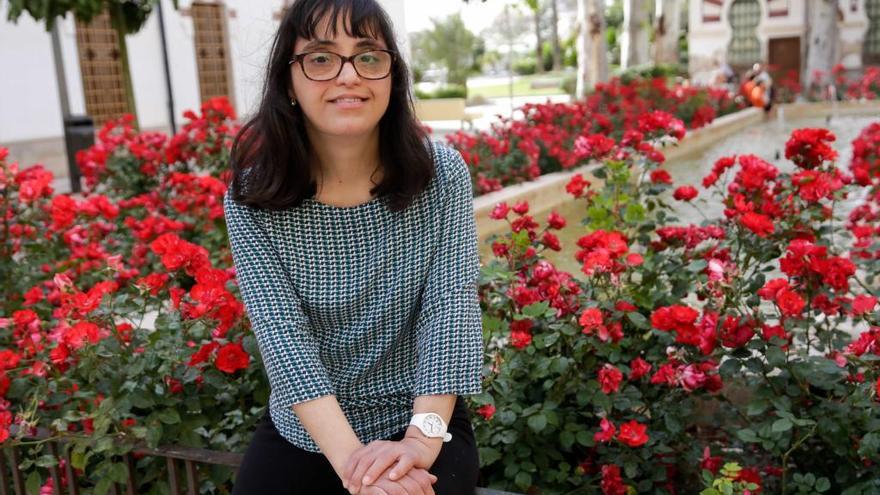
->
xmin=224 ymin=1 xmax=483 ymax=494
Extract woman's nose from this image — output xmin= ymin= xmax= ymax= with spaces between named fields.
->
xmin=336 ymin=60 xmax=361 ymax=85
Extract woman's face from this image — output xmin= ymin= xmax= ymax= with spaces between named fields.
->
xmin=290 ymin=15 xmax=392 ymax=140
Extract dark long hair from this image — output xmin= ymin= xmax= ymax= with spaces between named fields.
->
xmin=227 ymin=0 xmax=433 ymax=212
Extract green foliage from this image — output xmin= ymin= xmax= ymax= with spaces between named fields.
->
xmin=409 ymin=14 xmax=478 ymax=87
xmin=5 ymin=0 xmax=177 ymax=34
xmin=512 ymin=58 xmax=537 ymax=76
xmin=415 ymin=84 xmax=468 ymax=99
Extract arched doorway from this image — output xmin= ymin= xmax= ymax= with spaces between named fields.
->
xmin=866 ymin=0 xmax=880 ymax=65
xmin=727 ymin=0 xmax=762 ymax=73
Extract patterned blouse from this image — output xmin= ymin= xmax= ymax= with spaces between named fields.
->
xmin=223 ymin=141 xmax=484 ymax=453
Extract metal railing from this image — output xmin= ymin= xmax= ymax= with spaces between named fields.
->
xmin=3 ymin=427 xmax=520 ymax=495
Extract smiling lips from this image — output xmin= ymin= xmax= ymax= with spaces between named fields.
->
xmin=330 ymin=95 xmax=369 ymax=109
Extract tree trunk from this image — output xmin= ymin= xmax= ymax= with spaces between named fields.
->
xmin=653 ymin=0 xmax=681 ymax=66
xmin=534 ymin=6 xmax=544 ymax=73
xmin=575 ymin=0 xmax=609 ymax=98
xmin=803 ymin=0 xmax=839 ymax=91
xmin=621 ymin=0 xmax=650 ymax=69
xmin=549 ymin=0 xmax=562 ymax=70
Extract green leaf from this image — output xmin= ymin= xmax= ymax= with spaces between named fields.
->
xmin=737 ymin=429 xmax=758 ymax=442
xmin=626 ymin=312 xmax=649 ymax=329
xmin=687 ymin=259 xmax=708 ymax=272
xmin=478 ymin=447 xmax=501 ymax=466
xmin=772 ymin=418 xmax=793 ymax=433
xmin=815 ymin=477 xmax=831 ymax=492
xmin=71 ymin=449 xmax=87 ymax=470
xmin=156 ymin=409 xmax=181 ymax=425
xmin=514 ymin=471 xmax=532 ymax=490
xmin=35 ymin=454 xmax=58 ymax=468
xmin=522 ymin=301 xmax=550 ymax=318
xmin=26 ymin=472 xmax=41 ymax=495
xmin=560 ymin=430 xmax=575 ymax=449
xmin=527 ymin=413 xmax=547 ymax=433
xmin=576 ymin=430 xmax=591 ymax=446
xmin=108 ymin=462 xmax=129 ymax=483
xmin=766 ymin=346 xmax=786 ymax=368
xmin=94 ymin=477 xmax=113 ymax=495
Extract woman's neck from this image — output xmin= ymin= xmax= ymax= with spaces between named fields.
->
xmin=307 ymin=127 xmax=382 ymax=189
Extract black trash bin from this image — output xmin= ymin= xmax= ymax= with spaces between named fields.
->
xmin=62 ymin=115 xmax=95 ymax=194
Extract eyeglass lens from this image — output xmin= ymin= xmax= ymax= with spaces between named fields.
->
xmin=301 ymin=51 xmax=392 ymax=80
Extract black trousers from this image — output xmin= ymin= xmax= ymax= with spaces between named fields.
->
xmin=232 ymin=395 xmax=480 ymax=495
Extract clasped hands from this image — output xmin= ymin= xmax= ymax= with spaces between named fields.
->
xmin=341 ymin=435 xmax=440 ymax=495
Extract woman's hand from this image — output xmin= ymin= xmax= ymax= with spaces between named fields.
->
xmin=355 ymin=466 xmax=436 ymax=495
xmin=342 ymin=439 xmax=437 ymax=494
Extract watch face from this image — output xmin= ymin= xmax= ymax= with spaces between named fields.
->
xmin=422 ymin=414 xmax=442 ymax=435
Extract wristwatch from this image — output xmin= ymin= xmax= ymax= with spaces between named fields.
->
xmin=409 ymin=412 xmax=452 ymax=442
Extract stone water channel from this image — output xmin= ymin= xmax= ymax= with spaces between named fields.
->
xmin=477 ymin=113 xmax=880 ymax=277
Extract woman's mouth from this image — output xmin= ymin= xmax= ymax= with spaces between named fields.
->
xmin=330 ymin=97 xmax=368 ymax=109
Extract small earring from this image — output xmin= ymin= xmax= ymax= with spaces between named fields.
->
xmin=290 ymin=98 xmax=297 ymax=107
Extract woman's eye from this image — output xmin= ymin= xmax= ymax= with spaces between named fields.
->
xmin=308 ymin=54 xmax=331 ymax=64
xmin=357 ymin=54 xmax=379 ymax=64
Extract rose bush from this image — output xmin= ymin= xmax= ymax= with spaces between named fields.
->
xmin=0 ymin=99 xmax=260 ymax=494
xmin=470 ymin=117 xmax=880 ymax=494
xmin=3 ymin=87 xmax=877 ymax=495
xmin=446 ymin=74 xmax=743 ymax=195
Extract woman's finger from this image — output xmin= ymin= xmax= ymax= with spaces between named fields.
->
xmin=343 ymin=446 xmax=369 ymax=487
xmin=387 ymin=455 xmax=416 ymax=481
xmin=394 ymin=472 xmax=426 ymax=495
xmin=360 ymin=452 xmax=399 ymax=487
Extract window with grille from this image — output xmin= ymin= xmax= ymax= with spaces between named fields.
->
xmin=75 ymin=11 xmax=134 ymax=127
xmin=191 ymin=2 xmax=235 ymax=106
xmin=727 ymin=0 xmax=762 ymax=69
xmin=867 ymin=0 xmax=880 ymax=65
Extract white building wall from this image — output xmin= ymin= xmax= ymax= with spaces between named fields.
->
xmin=0 ymin=3 xmax=64 ymax=144
xmin=689 ymin=0 xmax=869 ymax=83
xmin=0 ymin=0 xmax=408 ymax=144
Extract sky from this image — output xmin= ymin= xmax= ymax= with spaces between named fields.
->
xmin=403 ymin=0 xmax=510 ymax=35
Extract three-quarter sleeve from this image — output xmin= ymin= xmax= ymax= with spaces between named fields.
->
xmin=223 ymin=191 xmax=335 ymax=409
xmin=413 ymin=146 xmax=484 ymax=396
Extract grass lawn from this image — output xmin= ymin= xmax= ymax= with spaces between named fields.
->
xmin=467 ymin=73 xmax=568 ymax=99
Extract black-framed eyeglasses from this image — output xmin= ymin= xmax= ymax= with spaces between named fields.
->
xmin=288 ymin=49 xmax=396 ymax=81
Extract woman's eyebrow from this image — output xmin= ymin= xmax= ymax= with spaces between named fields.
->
xmin=300 ymin=38 xmax=383 ymax=51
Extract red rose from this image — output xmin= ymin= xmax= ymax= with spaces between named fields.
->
xmin=541 ymin=231 xmax=561 ymax=251
xmin=579 ymin=308 xmax=604 ymax=333
xmin=489 ymin=202 xmax=509 ymax=220
xmin=785 ymin=128 xmax=837 ymax=169
xmin=546 ymin=210 xmax=566 ymax=229
xmin=740 ymin=212 xmax=775 ymax=238
xmin=852 ymin=294 xmax=878 ymax=315
xmin=617 ymin=420 xmax=649 ymax=447
xmin=598 ymin=364 xmax=623 ymax=394
xmin=776 ymin=290 xmax=806 ymax=317
xmin=629 ymin=357 xmax=652 ymax=380
xmin=673 ymin=185 xmax=698 ymax=201
xmin=509 ymin=319 xmax=534 ymax=349
xmin=188 ymin=342 xmax=220 ymax=366
xmin=600 ymin=464 xmax=626 ymax=495
xmin=215 ymin=342 xmax=249 ymax=373
xmin=512 ymin=200 xmax=529 ymax=215
xmin=758 ymin=278 xmax=790 ymax=300
xmin=594 ymin=418 xmax=616 ymax=443
xmin=477 ymin=404 xmax=496 ymax=420
xmin=650 ymin=169 xmax=673 ymax=184
xmin=566 ymin=173 xmax=590 ymax=198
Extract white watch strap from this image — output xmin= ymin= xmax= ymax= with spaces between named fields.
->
xmin=409 ymin=413 xmax=452 ymax=442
